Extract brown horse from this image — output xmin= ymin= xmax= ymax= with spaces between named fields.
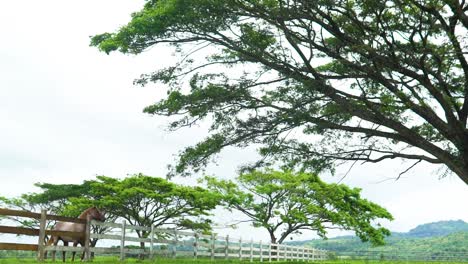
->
xmin=45 ymin=207 xmax=106 ymax=262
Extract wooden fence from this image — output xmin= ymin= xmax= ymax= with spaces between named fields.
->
xmin=0 ymin=208 xmax=328 ymax=262
xmin=0 ymin=208 xmax=91 ymax=261
xmin=89 ymin=220 xmax=328 ymax=262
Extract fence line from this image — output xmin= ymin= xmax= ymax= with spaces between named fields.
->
xmin=89 ymin=220 xmax=328 ymax=261
xmin=333 ymin=250 xmax=468 ymax=262
xmin=0 ymin=208 xmax=327 ymax=262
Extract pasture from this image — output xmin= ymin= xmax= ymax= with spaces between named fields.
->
xmin=0 ymin=258 xmax=467 ymax=264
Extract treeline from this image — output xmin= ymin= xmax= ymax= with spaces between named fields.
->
xmin=1 ymin=170 xmax=393 ymax=247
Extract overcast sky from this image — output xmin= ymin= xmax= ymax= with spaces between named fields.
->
xmin=0 ymin=1 xmax=467 ymax=243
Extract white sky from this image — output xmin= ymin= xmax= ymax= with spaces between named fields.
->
xmin=0 ymin=0 xmax=467 ymax=244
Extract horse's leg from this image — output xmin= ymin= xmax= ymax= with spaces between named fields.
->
xmin=80 ymin=241 xmax=86 ymax=261
xmin=50 ymin=236 xmax=59 ymax=262
xmin=71 ymin=241 xmax=78 ymax=262
xmin=62 ymin=241 xmax=68 ymax=262
xmin=44 ymin=236 xmax=53 ymax=260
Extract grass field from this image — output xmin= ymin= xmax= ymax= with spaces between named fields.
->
xmin=0 ymin=258 xmax=466 ymax=264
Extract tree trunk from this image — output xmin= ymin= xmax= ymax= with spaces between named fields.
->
xmin=269 ymin=232 xmax=278 ymax=260
xmin=140 ymin=241 xmax=146 ymax=260
xmin=460 ymin=151 xmax=468 ymax=185
xmin=136 ymin=230 xmax=146 ymax=260
xmin=446 ymin=158 xmax=468 ymax=185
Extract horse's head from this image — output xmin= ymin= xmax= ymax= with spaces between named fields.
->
xmin=88 ymin=206 xmax=106 ymax=222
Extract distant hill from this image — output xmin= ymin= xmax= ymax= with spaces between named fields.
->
xmin=399 ymin=220 xmax=468 ymax=238
xmin=288 ymin=220 xmax=468 ymax=253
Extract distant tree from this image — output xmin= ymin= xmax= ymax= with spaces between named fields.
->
xmin=204 ymin=170 xmax=393 ymax=245
xmin=92 ymin=0 xmax=468 ymax=184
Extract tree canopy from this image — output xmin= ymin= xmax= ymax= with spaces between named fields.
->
xmin=1 ymin=174 xmax=220 ymax=246
xmin=92 ymin=0 xmax=468 ymax=184
xmin=81 ymin=173 xmax=221 ymax=236
xmin=204 ymin=170 xmax=393 ymax=245
xmin=0 ymin=183 xmax=93 ymax=229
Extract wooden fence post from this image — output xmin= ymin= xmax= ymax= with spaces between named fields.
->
xmin=259 ymin=240 xmax=263 ymax=262
xmin=239 ymin=237 xmax=242 ymax=261
xmin=225 ymin=235 xmax=229 ymax=260
xmin=194 ymin=233 xmax=199 ymax=259
xmin=291 ymin=244 xmax=297 ymax=261
xmin=291 ymin=246 xmax=294 ymax=261
xmin=172 ymin=229 xmax=178 ymax=259
xmin=149 ymin=224 xmax=154 ymax=260
xmin=120 ymin=220 xmax=126 ymax=261
xmin=37 ymin=209 xmax=46 ymax=262
xmin=284 ymin=245 xmax=287 ymax=261
xmin=278 ymin=244 xmax=281 ymax=262
xmin=84 ymin=217 xmax=91 ymax=261
xmin=283 ymin=245 xmax=286 ymax=261
xmin=249 ymin=238 xmax=253 ymax=262
xmin=285 ymin=245 xmax=288 ymax=261
xmin=268 ymin=243 xmax=271 ymax=262
xmin=210 ymin=233 xmax=215 ymax=261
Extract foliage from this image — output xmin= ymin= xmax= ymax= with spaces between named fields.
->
xmin=0 ymin=183 xmax=89 ymax=230
xmin=204 ymin=169 xmax=392 ymax=245
xmin=74 ymin=173 xmax=221 ymax=238
xmin=1 ymin=174 xmax=220 ymax=251
xmin=91 ymin=0 xmax=468 ymax=184
xmin=0 ymin=182 xmax=115 ymax=247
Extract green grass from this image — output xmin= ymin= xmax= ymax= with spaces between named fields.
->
xmin=0 ymin=258 xmax=466 ymax=264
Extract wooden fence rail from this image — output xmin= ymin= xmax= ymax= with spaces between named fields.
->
xmin=0 ymin=208 xmax=90 ymax=262
xmin=0 ymin=208 xmax=328 ymax=262
xmin=89 ymin=220 xmax=328 ymax=262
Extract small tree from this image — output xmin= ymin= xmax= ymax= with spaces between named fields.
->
xmin=205 ymin=170 xmax=393 ymax=245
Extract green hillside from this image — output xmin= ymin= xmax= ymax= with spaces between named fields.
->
xmin=305 ymin=232 xmax=468 ymax=252
xmin=289 ymin=220 xmax=468 ymax=253
xmin=402 ymin=220 xmax=468 ymax=238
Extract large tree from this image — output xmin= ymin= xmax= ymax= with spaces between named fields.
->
xmin=204 ymin=170 xmax=393 ymax=245
xmin=91 ymin=0 xmax=468 ymax=184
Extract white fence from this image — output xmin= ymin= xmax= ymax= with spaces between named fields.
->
xmin=45 ymin=220 xmax=328 ymax=261
xmin=334 ymin=250 xmax=468 ymax=262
